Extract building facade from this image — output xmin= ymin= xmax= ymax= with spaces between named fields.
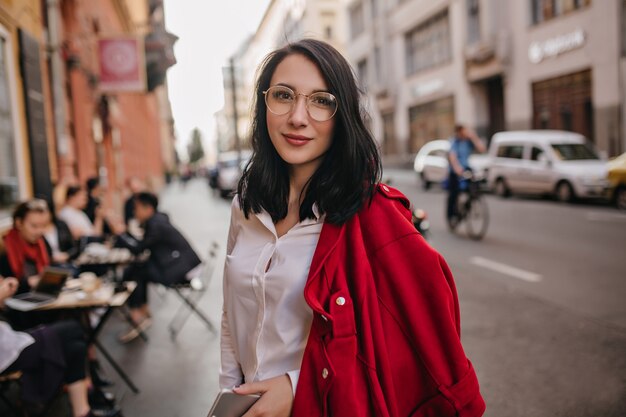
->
xmin=0 ymin=0 xmax=178 ymax=230
xmin=1 ymin=0 xmax=56 ymax=227
xmin=348 ymin=0 xmax=624 ymax=159
xmin=216 ymin=0 xmax=350 ymax=152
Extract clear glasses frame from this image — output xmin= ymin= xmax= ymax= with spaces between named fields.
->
xmin=263 ymin=85 xmax=338 ymax=122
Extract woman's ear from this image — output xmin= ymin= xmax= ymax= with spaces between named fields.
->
xmin=14 ymin=218 xmax=23 ymax=230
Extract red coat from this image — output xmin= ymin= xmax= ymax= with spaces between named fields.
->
xmin=292 ymin=184 xmax=485 ymax=417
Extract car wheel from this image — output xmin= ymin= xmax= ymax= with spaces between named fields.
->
xmin=555 ymin=181 xmax=575 ymax=203
xmin=421 ymin=173 xmax=432 ymax=190
xmin=615 ymin=186 xmax=626 ymax=210
xmin=494 ymin=178 xmax=510 ymax=198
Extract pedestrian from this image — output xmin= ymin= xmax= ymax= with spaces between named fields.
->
xmin=446 ymin=124 xmax=486 ymax=228
xmin=115 ymin=192 xmax=201 ymax=343
xmin=220 ymin=39 xmax=485 ymax=417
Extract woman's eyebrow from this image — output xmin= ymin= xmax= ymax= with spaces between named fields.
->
xmin=274 ymin=82 xmax=330 ymax=94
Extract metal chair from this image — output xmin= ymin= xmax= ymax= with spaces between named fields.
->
xmin=167 ymin=241 xmax=219 ymax=340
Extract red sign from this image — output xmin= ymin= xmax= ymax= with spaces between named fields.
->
xmin=97 ymin=37 xmax=145 ymax=92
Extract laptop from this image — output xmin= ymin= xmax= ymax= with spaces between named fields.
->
xmin=5 ymin=267 xmax=71 ymax=311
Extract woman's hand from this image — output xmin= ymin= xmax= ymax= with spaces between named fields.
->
xmin=27 ymin=274 xmax=40 ymax=289
xmin=235 ymin=374 xmax=293 ymax=417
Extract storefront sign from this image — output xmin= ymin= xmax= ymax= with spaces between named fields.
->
xmin=97 ymin=37 xmax=145 ymax=92
xmin=528 ymin=29 xmax=586 ymax=64
xmin=412 ymin=78 xmax=444 ymax=98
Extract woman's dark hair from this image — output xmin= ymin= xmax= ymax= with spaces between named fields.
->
xmin=12 ymin=199 xmax=49 ymax=223
xmin=237 ymin=39 xmax=381 ymax=225
xmin=134 ymin=192 xmax=159 ymax=210
xmin=66 ymin=185 xmax=83 ymax=200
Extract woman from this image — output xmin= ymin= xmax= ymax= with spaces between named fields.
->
xmin=0 ymin=277 xmax=119 ymax=417
xmin=58 ymin=186 xmax=104 ymax=241
xmin=42 ymin=199 xmax=79 ymax=266
xmin=220 ymin=39 xmax=485 ymax=417
xmin=0 ymin=199 xmax=51 ymax=294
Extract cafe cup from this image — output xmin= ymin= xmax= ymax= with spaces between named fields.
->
xmin=79 ymin=272 xmax=99 ymax=295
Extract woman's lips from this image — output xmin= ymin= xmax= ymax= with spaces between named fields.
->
xmin=283 ymin=133 xmax=312 ymax=146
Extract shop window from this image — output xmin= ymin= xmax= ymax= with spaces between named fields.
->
xmin=405 ymin=9 xmax=451 ymax=75
xmin=408 ymin=96 xmax=455 ymax=153
xmin=531 ymin=0 xmax=591 ymax=24
xmin=0 ymin=33 xmax=20 ymax=219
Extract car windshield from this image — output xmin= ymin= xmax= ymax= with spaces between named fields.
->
xmin=551 ymin=144 xmax=599 ymax=161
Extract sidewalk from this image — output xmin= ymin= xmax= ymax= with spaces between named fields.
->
xmin=101 ymin=179 xmax=232 ymax=417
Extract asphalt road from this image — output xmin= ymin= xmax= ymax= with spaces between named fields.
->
xmin=383 ymin=168 xmax=626 ymax=417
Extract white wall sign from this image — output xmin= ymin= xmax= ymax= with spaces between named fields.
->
xmin=412 ymin=79 xmax=444 ymax=98
xmin=528 ymin=29 xmax=586 ymax=64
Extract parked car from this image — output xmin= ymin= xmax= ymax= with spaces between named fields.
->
xmin=608 ymin=152 xmax=626 ymax=210
xmin=486 ymin=130 xmax=609 ymax=202
xmin=413 ymin=139 xmax=489 ymax=189
xmin=215 ymin=150 xmax=252 ymax=198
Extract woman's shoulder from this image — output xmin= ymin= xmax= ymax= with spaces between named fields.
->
xmin=360 ymin=183 xmax=412 ymax=223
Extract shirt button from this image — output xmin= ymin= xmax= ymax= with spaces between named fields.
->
xmin=322 ymin=368 xmax=329 ymax=379
xmin=335 ymin=297 xmax=346 ymax=306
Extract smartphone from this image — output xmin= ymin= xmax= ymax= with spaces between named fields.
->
xmin=206 ymin=388 xmax=260 ymax=417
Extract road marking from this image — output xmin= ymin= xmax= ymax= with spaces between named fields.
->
xmin=586 ymin=211 xmax=626 ymax=222
xmin=470 ymin=256 xmax=543 ymax=283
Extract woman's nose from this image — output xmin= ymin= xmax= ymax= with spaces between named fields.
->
xmin=288 ymin=96 xmax=309 ymax=126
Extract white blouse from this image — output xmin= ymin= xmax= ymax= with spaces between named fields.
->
xmin=220 ymin=198 xmax=323 ymax=396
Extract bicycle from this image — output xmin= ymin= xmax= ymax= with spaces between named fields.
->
xmin=447 ymin=171 xmax=489 ymax=240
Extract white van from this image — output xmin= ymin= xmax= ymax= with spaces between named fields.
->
xmin=486 ymin=130 xmax=609 ymax=202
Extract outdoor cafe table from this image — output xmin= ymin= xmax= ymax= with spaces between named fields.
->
xmin=38 ymin=280 xmax=143 ymax=393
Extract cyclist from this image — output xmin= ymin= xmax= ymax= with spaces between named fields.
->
xmin=447 ymin=124 xmax=486 ymax=228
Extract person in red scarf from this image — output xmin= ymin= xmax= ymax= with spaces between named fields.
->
xmin=0 ymin=199 xmax=51 ymax=294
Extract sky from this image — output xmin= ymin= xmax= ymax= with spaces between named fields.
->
xmin=162 ymin=0 xmax=272 ymax=162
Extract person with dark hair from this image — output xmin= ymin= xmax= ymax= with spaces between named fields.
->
xmin=221 ymin=39 xmax=485 ymax=417
xmin=123 ymin=176 xmax=145 ymax=226
xmin=115 ymin=191 xmax=201 ymax=342
xmin=0 ymin=278 xmax=120 ymax=417
xmin=58 ymin=186 xmax=104 ymax=241
xmin=41 ymin=198 xmax=79 ymax=266
xmin=84 ymin=177 xmax=101 ymax=224
xmin=446 ymin=124 xmax=486 ymax=228
xmin=0 ymin=200 xmax=51 ymax=294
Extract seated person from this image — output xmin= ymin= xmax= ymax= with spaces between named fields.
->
xmin=0 ymin=277 xmax=119 ymax=417
xmin=116 ymin=192 xmax=201 ymax=342
xmin=0 ymin=199 xmax=51 ymax=294
xmin=58 ymin=186 xmax=104 ymax=242
xmin=42 ymin=199 xmax=79 ymax=267
xmin=1 ymin=200 xmax=112 ymax=386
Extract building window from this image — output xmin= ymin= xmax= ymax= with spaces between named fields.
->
xmin=350 ymin=2 xmax=365 ymax=39
xmin=357 ymin=58 xmax=368 ymax=90
xmin=467 ymin=0 xmax=481 ymax=45
xmin=405 ymin=9 xmax=451 ymax=75
xmin=531 ymin=0 xmax=591 ymax=24
xmin=0 ymin=33 xmax=19 ymax=219
xmin=325 ymin=26 xmax=333 ymax=39
xmin=408 ymin=96 xmax=455 ymax=153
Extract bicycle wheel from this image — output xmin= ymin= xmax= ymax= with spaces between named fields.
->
xmin=465 ymin=196 xmax=489 ymax=240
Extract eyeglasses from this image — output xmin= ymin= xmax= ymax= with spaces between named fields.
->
xmin=263 ymin=85 xmax=338 ymax=122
